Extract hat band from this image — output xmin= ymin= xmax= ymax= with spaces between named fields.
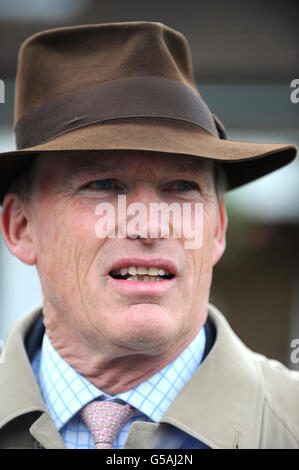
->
xmin=15 ymin=76 xmax=219 ymax=149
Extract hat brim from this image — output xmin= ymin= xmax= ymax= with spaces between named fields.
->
xmin=0 ymin=119 xmax=297 ymax=202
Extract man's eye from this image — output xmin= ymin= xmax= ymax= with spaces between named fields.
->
xmin=164 ymin=180 xmax=200 ymax=191
xmin=82 ymin=179 xmax=122 ymax=191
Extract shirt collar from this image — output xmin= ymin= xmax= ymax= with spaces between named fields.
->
xmin=35 ymin=327 xmax=206 ymax=430
xmin=121 ymin=327 xmax=206 ymax=422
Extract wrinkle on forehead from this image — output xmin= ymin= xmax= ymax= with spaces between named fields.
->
xmin=34 ymin=150 xmax=215 ymax=194
xmin=67 ymin=150 xmax=214 ymax=176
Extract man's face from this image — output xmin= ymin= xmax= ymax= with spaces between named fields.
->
xmin=9 ymin=151 xmax=226 ymax=359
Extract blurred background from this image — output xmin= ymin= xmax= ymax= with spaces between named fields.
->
xmin=0 ymin=0 xmax=298 ymax=368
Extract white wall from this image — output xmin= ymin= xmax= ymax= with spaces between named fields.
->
xmin=0 ymin=234 xmax=42 ymax=340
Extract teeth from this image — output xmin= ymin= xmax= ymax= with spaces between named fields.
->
xmin=147 ymin=267 xmax=158 ymax=276
xmin=111 ymin=265 xmax=173 ymax=281
xmin=119 ymin=266 xmax=171 ymax=276
xmin=128 ymin=267 xmax=137 ymax=275
xmin=137 ymin=267 xmax=147 ymax=275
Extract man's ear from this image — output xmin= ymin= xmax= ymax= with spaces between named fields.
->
xmin=0 ymin=193 xmax=36 ymax=265
xmin=212 ymin=195 xmax=228 ymax=266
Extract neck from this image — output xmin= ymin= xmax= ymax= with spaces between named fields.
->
xmin=44 ymin=322 xmax=203 ymax=395
xmin=42 ymin=299 xmax=208 ymax=395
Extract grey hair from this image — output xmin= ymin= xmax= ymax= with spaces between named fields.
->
xmin=214 ymin=162 xmax=228 ymax=200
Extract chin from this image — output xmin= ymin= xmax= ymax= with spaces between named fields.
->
xmin=95 ymin=303 xmax=181 ymax=353
xmin=115 ymin=321 xmax=178 ymax=354
xmin=117 ymin=334 xmax=176 ymax=355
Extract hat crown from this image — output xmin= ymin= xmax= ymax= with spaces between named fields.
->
xmin=15 ymin=22 xmax=197 ymax=124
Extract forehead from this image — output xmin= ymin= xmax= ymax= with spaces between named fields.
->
xmin=37 ymin=150 xmax=214 ymax=178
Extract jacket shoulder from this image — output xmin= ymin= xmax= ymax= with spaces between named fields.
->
xmin=253 ymin=352 xmax=299 ymax=448
xmin=207 ymin=304 xmax=299 ymax=448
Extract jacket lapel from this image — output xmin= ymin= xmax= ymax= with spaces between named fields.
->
xmin=160 ymin=304 xmax=264 ymax=449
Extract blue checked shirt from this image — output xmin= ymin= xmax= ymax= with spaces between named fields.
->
xmin=31 ymin=328 xmax=206 ymax=449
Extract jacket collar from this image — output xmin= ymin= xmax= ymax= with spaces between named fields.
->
xmin=0 ymin=306 xmax=65 ymax=448
xmin=160 ymin=304 xmax=264 ymax=449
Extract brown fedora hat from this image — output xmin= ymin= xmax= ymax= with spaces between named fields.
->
xmin=0 ymin=21 xmax=297 ymax=202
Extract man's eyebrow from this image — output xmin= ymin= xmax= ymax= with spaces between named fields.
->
xmin=56 ymin=155 xmax=124 ymax=191
xmin=68 ymin=157 xmax=123 ymax=177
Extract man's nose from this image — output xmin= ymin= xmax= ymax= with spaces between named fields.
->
xmin=124 ymin=184 xmax=169 ymax=244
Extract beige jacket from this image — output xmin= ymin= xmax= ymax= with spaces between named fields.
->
xmin=0 ymin=304 xmax=298 ymax=449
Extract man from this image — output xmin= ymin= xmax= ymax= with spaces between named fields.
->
xmin=0 ymin=22 xmax=298 ymax=449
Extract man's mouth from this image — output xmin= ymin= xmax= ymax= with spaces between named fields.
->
xmin=109 ymin=266 xmax=175 ymax=282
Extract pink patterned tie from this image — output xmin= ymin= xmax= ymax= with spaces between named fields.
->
xmin=80 ymin=400 xmax=136 ymax=449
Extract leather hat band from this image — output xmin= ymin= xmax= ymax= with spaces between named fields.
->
xmin=15 ymin=76 xmax=221 ymax=149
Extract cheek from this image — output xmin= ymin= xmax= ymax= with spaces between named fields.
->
xmin=188 ymin=203 xmax=219 ymax=282
xmin=202 ymin=198 xmax=219 ymax=244
xmin=32 ymin=201 xmax=101 ymax=286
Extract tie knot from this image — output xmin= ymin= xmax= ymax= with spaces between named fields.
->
xmin=80 ymin=400 xmax=136 ymax=449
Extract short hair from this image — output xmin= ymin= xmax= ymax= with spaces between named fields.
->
xmin=214 ymin=162 xmax=227 ymax=200
xmin=6 ymin=157 xmax=38 ymax=203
